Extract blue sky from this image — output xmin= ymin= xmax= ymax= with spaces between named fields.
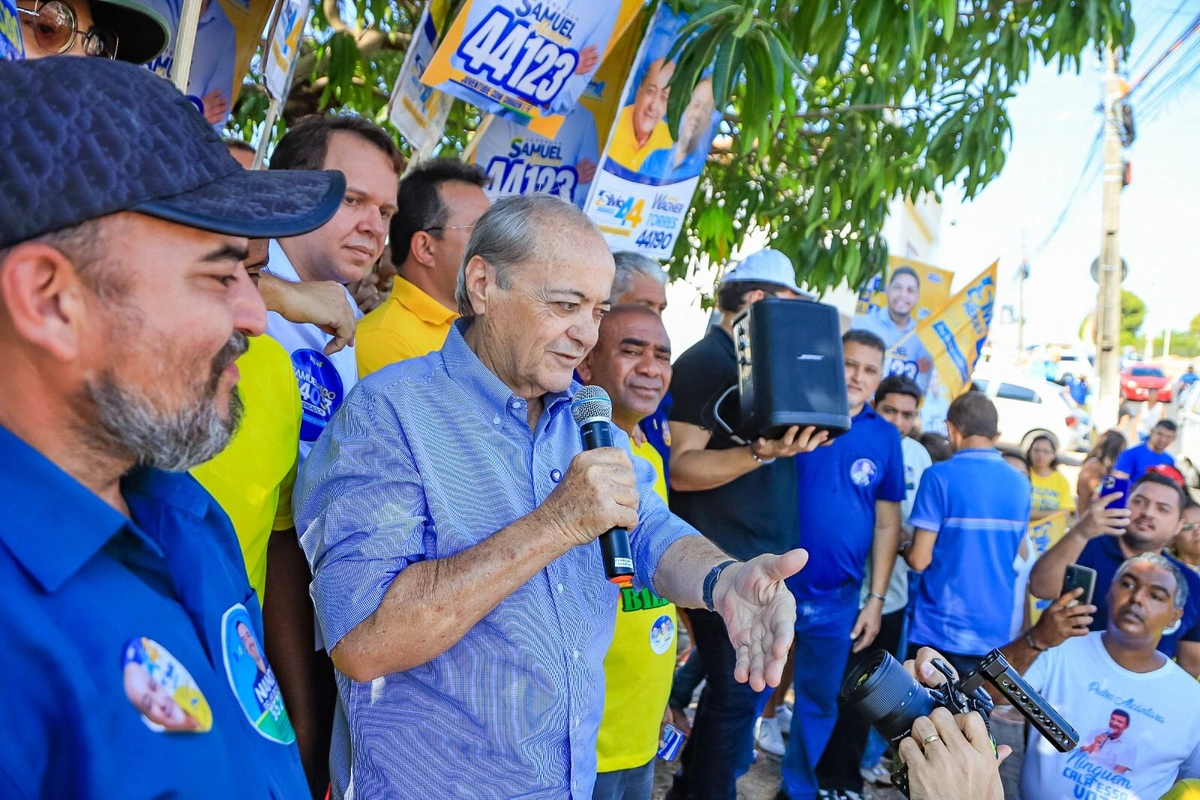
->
xmin=938 ymin=0 xmax=1200 ymax=347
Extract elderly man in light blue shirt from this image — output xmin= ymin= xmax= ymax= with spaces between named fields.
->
xmin=295 ymin=194 xmax=817 ymax=799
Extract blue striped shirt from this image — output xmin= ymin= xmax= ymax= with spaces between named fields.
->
xmin=907 ymin=448 xmax=1031 ymax=655
xmin=294 ymin=319 xmax=698 ymax=799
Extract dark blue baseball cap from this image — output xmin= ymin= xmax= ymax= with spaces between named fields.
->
xmin=0 ymin=57 xmax=346 ymax=250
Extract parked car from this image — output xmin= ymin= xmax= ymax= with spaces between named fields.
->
xmin=971 ymin=369 xmax=1092 ymax=453
xmin=1121 ymin=363 xmax=1173 ymax=403
xmin=1176 ymin=384 xmax=1200 ymax=488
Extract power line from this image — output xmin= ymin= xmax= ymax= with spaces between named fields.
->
xmin=1031 ymin=125 xmax=1104 ymax=256
xmin=1138 ymin=33 xmax=1200 ymax=119
xmin=1124 ymin=9 xmax=1200 ymax=98
xmin=1130 ymin=0 xmax=1192 ymax=73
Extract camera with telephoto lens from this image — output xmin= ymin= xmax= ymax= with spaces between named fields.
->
xmin=841 ymin=649 xmax=1079 ymax=797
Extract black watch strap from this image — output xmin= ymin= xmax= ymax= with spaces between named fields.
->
xmin=703 ymin=560 xmax=737 ymax=612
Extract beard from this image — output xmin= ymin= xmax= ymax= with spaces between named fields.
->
xmin=78 ymin=332 xmax=248 ymax=472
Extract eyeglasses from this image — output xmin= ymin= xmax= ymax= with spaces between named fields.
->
xmin=422 ymin=224 xmax=476 ymax=234
xmin=17 ymin=0 xmax=119 ymax=59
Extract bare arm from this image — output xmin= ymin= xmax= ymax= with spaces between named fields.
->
xmin=1076 ymin=459 xmax=1102 ymax=515
xmin=989 ymin=589 xmax=1095 ymax=704
xmin=1177 ymin=641 xmax=1200 ymax=679
xmin=652 ymin=534 xmax=737 ymax=608
xmin=263 ymin=528 xmax=319 ymax=781
xmin=1028 ymin=492 xmax=1128 ymax=599
xmin=669 ymin=421 xmax=828 ymax=492
xmin=332 ymin=507 xmax=576 ymax=681
xmin=258 ymin=273 xmax=357 ymax=355
xmin=850 ymin=500 xmax=901 ymax=652
xmin=906 ymin=528 xmax=937 ymax=571
xmin=331 ymin=449 xmax=641 ymax=682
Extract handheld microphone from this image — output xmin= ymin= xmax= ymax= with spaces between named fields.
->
xmin=570 ymin=385 xmax=635 ymax=587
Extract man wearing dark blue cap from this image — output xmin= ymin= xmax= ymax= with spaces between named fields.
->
xmin=0 ymin=56 xmax=344 ymax=797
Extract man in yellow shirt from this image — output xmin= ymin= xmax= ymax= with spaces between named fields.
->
xmin=605 ymin=58 xmax=677 ymax=174
xmin=577 ymin=304 xmax=676 ymax=799
xmin=356 ymin=160 xmax=491 ymax=376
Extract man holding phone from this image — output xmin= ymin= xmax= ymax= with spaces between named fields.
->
xmin=1030 ymin=472 xmax=1200 ymax=676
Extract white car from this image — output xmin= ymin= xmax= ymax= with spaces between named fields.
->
xmin=970 ymin=369 xmax=1092 ymax=453
xmin=1176 ymin=385 xmax=1200 ymax=487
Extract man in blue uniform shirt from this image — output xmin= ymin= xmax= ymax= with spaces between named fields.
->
xmin=777 ymin=329 xmax=904 ymax=800
xmin=0 ymin=58 xmax=344 ymax=797
xmin=1115 ymin=418 xmax=1177 ymax=483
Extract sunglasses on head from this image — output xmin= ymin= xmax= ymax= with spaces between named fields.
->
xmin=17 ymin=0 xmax=119 ymax=59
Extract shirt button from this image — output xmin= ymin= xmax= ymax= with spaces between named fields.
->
xmin=492 ymin=415 xmax=501 ymax=425
xmin=550 ymin=469 xmax=562 ymax=483
xmin=556 ymin=583 xmax=564 ymax=593
xmin=572 ymin=650 xmax=580 ymax=660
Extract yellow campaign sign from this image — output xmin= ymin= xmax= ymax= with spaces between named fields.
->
xmin=852 ymin=256 xmax=955 ymax=393
xmin=912 ymin=261 xmax=999 ymax=398
xmin=421 ymin=0 xmax=642 ymax=138
xmin=467 ymin=6 xmax=642 ymax=209
xmin=1028 ymin=509 xmax=1071 ymax=624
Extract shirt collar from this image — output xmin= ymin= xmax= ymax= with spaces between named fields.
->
xmin=391 ymin=276 xmax=458 ymax=327
xmin=0 ymin=426 xmax=217 ymax=593
xmin=440 ymin=318 xmax=574 ymax=418
xmin=265 ymin=239 xmax=300 ymax=283
xmin=953 ymin=447 xmax=1002 ymax=459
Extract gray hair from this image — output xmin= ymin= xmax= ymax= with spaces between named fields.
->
xmin=455 ymin=194 xmax=601 ymax=317
xmin=1114 ymin=552 xmax=1189 ymax=608
xmin=611 ymin=251 xmax=667 ymax=300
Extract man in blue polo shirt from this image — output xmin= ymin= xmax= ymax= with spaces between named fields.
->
xmin=778 ymin=329 xmax=904 ymax=800
xmin=0 ymin=58 xmax=342 ymax=797
xmin=1029 ymin=472 xmax=1200 ymax=677
xmin=1115 ymin=418 xmax=1177 ymax=483
xmin=905 ymin=391 xmax=1031 ymax=677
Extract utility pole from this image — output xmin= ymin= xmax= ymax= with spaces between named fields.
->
xmin=1094 ymin=46 xmax=1125 ymax=430
xmin=1018 ymin=258 xmax=1028 ymax=354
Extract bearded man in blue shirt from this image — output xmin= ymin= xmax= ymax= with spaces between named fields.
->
xmin=295 ymin=194 xmax=813 ymax=799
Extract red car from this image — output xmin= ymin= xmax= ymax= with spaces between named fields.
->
xmin=1121 ymin=363 xmax=1173 ymax=402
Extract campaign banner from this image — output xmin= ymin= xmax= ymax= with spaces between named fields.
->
xmin=139 ymin=0 xmax=276 ymax=126
xmin=0 ymin=0 xmax=23 ymax=60
xmin=420 ymin=0 xmax=641 ymax=138
xmin=467 ymin=6 xmax=641 ymax=209
xmin=264 ymin=0 xmax=309 ymax=101
xmin=851 ymin=256 xmax=954 ymax=393
xmin=388 ymin=0 xmax=454 ymax=151
xmin=1028 ymin=510 xmax=1070 ymax=623
xmin=584 ymin=4 xmax=723 ymax=258
xmin=910 ymin=261 xmax=998 ymax=398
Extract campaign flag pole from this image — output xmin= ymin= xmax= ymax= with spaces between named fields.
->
xmin=171 ymin=0 xmax=204 ymax=93
xmin=252 ymin=0 xmax=310 ymax=169
xmin=459 ymin=115 xmax=493 ymax=163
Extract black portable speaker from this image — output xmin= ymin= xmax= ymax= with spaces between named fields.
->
xmin=724 ymin=297 xmax=851 ymax=442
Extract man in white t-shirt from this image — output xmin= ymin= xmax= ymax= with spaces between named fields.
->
xmin=959 ymin=552 xmax=1200 ymax=800
xmin=265 ymin=115 xmax=402 ymax=460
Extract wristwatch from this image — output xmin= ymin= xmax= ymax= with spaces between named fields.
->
xmin=703 ymin=560 xmax=737 ymax=612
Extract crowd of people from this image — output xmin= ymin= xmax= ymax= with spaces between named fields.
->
xmin=3 ymin=45 xmax=1200 ymax=800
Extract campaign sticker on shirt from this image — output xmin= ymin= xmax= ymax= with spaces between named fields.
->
xmin=649 ymin=614 xmax=675 ymax=655
xmin=220 ymin=604 xmax=296 ymax=744
xmin=850 ymin=458 xmax=879 ymax=487
xmin=122 ymin=637 xmax=212 ymax=733
xmin=291 ymin=348 xmax=345 ymax=442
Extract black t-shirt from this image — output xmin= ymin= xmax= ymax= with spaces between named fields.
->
xmin=668 ymin=326 xmax=798 ymax=561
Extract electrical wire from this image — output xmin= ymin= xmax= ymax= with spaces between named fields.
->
xmin=1124 ymin=9 xmax=1200 ymax=98
xmin=1129 ymin=0 xmax=1192 ymax=73
xmin=1030 ymin=126 xmax=1104 ymax=256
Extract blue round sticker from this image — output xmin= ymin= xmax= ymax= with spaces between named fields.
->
xmin=291 ymin=348 xmax=345 ymax=442
xmin=850 ymin=458 xmax=878 ymax=487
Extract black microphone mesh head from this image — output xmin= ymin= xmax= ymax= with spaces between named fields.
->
xmin=571 ymin=385 xmax=613 ymax=425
